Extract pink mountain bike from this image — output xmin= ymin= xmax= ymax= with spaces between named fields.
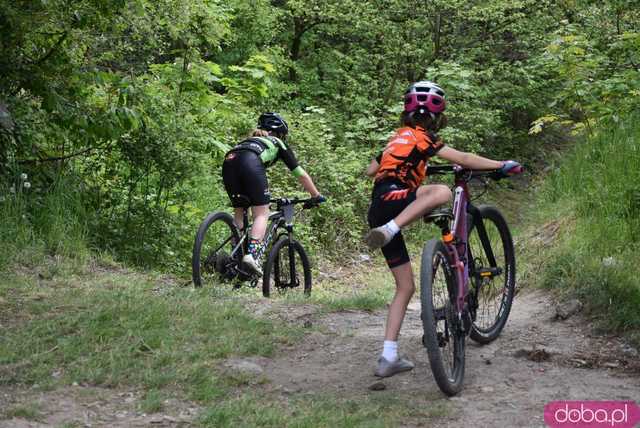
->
xmin=420 ymin=163 xmax=522 ymax=396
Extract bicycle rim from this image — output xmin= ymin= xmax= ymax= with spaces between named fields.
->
xmin=420 ymin=239 xmax=465 ymax=396
xmin=468 ymin=205 xmax=515 ymax=344
xmin=192 ymin=212 xmax=241 ymax=288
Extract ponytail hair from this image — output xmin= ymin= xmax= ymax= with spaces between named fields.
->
xmin=400 ymin=111 xmax=447 ymax=132
xmin=250 ymin=129 xmax=269 ymax=137
xmin=249 ymin=129 xmax=288 ymax=140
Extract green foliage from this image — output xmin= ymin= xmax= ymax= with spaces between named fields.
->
xmin=272 ymin=109 xmax=374 ymax=252
xmin=2 ymin=0 xmax=636 ymax=271
xmin=531 ymin=3 xmax=640 ymax=135
xmin=0 ymin=174 xmax=88 ymax=270
xmin=535 ymin=113 xmax=640 ymax=334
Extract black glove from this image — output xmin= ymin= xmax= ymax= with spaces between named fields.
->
xmin=304 ymin=194 xmax=326 ymax=209
xmin=492 ymin=160 xmax=523 ymax=179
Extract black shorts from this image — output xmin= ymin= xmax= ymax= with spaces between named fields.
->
xmin=222 ymin=150 xmax=271 ymax=207
xmin=367 ymin=182 xmax=418 ymax=268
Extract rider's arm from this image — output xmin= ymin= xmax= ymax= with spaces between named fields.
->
xmin=365 ymin=158 xmax=380 ymax=177
xmin=274 ymin=139 xmax=321 ymax=197
xmin=275 ymin=138 xmax=303 ymax=174
xmin=365 ymin=151 xmax=383 ymax=177
xmin=297 ymin=171 xmax=321 ymax=198
xmin=436 ymin=146 xmax=502 ymax=170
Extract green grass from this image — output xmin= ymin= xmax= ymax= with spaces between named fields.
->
xmin=197 ymin=393 xmax=448 ymax=428
xmin=2 ymin=403 xmax=43 ymax=421
xmin=528 ymin=114 xmax=640 ymax=337
xmin=0 ymin=259 xmax=452 ymax=427
xmin=140 ymin=389 xmax=165 ymax=413
xmin=0 ymin=175 xmax=89 ymax=270
xmin=310 ymin=263 xmax=394 ymax=312
xmin=0 ymin=268 xmax=303 ymax=401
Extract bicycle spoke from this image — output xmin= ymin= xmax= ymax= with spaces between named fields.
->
xmin=467 ymin=205 xmax=516 ymax=344
xmin=469 ymin=219 xmax=505 ymax=330
xmin=192 ymin=212 xmax=241 ymax=287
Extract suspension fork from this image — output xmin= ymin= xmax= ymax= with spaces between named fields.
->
xmin=434 ymin=215 xmax=466 ymax=314
xmin=286 ymin=225 xmax=296 ymax=285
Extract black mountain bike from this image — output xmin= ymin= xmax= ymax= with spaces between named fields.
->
xmin=192 ymin=196 xmax=318 ymax=297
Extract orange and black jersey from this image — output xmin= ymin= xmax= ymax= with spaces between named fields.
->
xmin=374 ymin=126 xmax=444 ymax=190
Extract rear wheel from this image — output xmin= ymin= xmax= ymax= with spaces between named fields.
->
xmin=420 ymin=239 xmax=465 ymax=396
xmin=467 ymin=205 xmax=515 ymax=344
xmin=262 ymin=237 xmax=311 ymax=298
xmin=192 ymin=212 xmax=241 ymax=287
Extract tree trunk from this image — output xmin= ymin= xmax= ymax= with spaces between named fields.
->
xmin=289 ymin=18 xmax=305 ymax=82
xmin=433 ymin=12 xmax=442 ymax=60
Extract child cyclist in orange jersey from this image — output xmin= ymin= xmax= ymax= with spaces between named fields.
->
xmin=222 ymin=112 xmax=325 ymax=275
xmin=364 ymin=81 xmax=522 ymax=377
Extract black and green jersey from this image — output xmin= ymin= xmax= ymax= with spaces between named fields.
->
xmin=231 ymin=136 xmax=305 ymax=177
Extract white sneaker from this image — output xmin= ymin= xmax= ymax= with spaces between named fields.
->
xmin=364 ymin=226 xmax=394 ymax=249
xmin=242 ymin=254 xmax=262 ymax=276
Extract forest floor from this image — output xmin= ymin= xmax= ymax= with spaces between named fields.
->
xmin=1 ymin=265 xmax=639 ymax=428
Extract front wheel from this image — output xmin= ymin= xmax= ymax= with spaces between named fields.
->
xmin=467 ymin=205 xmax=516 ymax=344
xmin=420 ymin=239 xmax=465 ymax=396
xmin=262 ymin=237 xmax=311 ymax=298
xmin=192 ymin=212 xmax=241 ymax=288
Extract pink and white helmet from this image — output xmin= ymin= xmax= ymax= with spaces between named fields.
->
xmin=404 ymin=81 xmax=446 ymax=114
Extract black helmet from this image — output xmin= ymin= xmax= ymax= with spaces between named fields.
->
xmin=257 ymin=112 xmax=288 ymax=136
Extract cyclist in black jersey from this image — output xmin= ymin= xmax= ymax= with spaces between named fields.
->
xmin=222 ymin=112 xmax=325 ymax=275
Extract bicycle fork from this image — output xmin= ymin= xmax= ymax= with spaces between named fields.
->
xmin=434 ymin=216 xmax=472 ymax=335
xmin=285 ymin=226 xmax=298 ymax=288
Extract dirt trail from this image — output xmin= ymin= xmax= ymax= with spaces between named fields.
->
xmin=258 ymin=289 xmax=640 ymax=427
xmin=2 ymin=289 xmax=638 ymax=427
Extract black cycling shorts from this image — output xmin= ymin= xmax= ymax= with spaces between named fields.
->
xmin=367 ymin=182 xmax=418 ymax=268
xmin=222 ymin=150 xmax=271 ymax=207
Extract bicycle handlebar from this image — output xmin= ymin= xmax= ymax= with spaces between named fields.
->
xmin=269 ymin=197 xmax=322 ymax=209
xmin=428 ymin=164 xmax=522 ymax=180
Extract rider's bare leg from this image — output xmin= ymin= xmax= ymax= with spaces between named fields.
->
xmin=385 ymin=261 xmax=415 ymax=342
xmin=249 ymin=204 xmax=269 ymax=240
xmin=394 ymin=184 xmax=451 ymax=228
xmin=233 ymin=208 xmax=244 ymax=231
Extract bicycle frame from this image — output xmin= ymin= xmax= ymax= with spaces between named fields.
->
xmin=440 ymin=167 xmax=498 ymax=317
xmin=231 ymin=199 xmax=299 ymax=264
xmin=445 ymin=168 xmax=472 ymax=314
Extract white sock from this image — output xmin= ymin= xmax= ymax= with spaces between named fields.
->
xmin=382 ymin=340 xmax=398 ymax=362
xmin=383 ymin=220 xmax=400 ymax=237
